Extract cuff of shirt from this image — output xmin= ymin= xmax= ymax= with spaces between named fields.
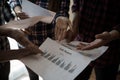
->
xmin=9 ymin=2 xmax=22 ymax=10
xmin=52 ymin=12 xmax=69 ymax=23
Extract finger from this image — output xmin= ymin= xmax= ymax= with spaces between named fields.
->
xmin=82 ymin=39 xmax=102 ymax=50
xmin=95 ymin=32 xmax=110 ymax=40
xmin=58 ymin=29 xmax=63 ymax=41
xmin=20 ymin=29 xmax=31 ymax=35
xmin=54 ymin=28 xmax=57 ymax=39
xmin=60 ymin=21 xmax=71 ymax=41
xmin=17 ymin=13 xmax=29 ymax=19
xmin=27 ymin=46 xmax=42 ymax=55
xmin=59 ymin=29 xmax=67 ymax=41
xmin=55 ymin=26 xmax=57 ymax=39
xmin=55 ymin=21 xmax=60 ymax=40
xmin=58 ymin=28 xmax=63 ymax=41
xmin=57 ymin=24 xmax=63 ymax=41
xmin=65 ymin=30 xmax=72 ymax=42
xmin=68 ymin=20 xmax=73 ymax=32
xmin=81 ymin=44 xmax=96 ymax=50
xmin=76 ymin=42 xmax=88 ymax=50
xmin=55 ymin=25 xmax=59 ymax=40
xmin=58 ymin=24 xmax=67 ymax=40
xmin=62 ymin=29 xmax=67 ymax=40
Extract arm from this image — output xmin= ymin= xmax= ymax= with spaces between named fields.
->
xmin=9 ymin=0 xmax=53 ymax=22
xmin=77 ymin=28 xmax=120 ymax=50
xmin=0 ymin=26 xmax=33 ymax=47
xmin=0 ymin=25 xmax=42 ymax=62
xmin=9 ymin=0 xmax=29 ymax=19
xmin=9 ymin=0 xmax=22 ymax=13
xmin=0 ymin=47 xmax=40 ymax=62
xmin=65 ymin=0 xmax=80 ymax=42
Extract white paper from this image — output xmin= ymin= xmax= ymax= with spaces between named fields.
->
xmin=21 ymin=38 xmax=108 ymax=80
xmin=21 ymin=0 xmax=56 ymax=17
xmin=60 ymin=40 xmax=108 ymax=60
xmin=4 ymin=0 xmax=56 ymax=29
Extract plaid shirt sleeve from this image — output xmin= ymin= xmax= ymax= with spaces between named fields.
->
xmin=72 ymin=0 xmax=79 ymax=12
xmin=54 ymin=0 xmax=70 ymax=19
xmin=9 ymin=0 xmax=22 ymax=9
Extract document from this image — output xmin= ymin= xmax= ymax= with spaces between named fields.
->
xmin=21 ymin=0 xmax=56 ymax=17
xmin=21 ymin=38 xmax=108 ymax=80
xmin=4 ymin=0 xmax=56 ymax=29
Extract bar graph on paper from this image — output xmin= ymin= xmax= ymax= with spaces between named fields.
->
xmin=21 ymin=38 xmax=108 ymax=80
xmin=41 ymin=50 xmax=77 ymax=73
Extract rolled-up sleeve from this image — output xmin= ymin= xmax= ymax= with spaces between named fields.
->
xmin=54 ymin=0 xmax=70 ymax=19
xmin=9 ymin=0 xmax=22 ymax=9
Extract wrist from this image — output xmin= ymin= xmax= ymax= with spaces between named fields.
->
xmin=109 ymin=30 xmax=120 ymax=40
xmin=14 ymin=6 xmax=22 ymax=13
xmin=56 ymin=16 xmax=68 ymax=22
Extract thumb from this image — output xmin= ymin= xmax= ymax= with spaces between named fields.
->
xmin=95 ymin=32 xmax=110 ymax=40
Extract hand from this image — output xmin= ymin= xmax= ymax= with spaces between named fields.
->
xmin=15 ymin=45 xmax=43 ymax=59
xmin=65 ymin=30 xmax=77 ymax=42
xmin=0 ymin=45 xmax=43 ymax=62
xmin=16 ymin=12 xmax=29 ymax=19
xmin=25 ymin=45 xmax=43 ymax=56
xmin=6 ymin=29 xmax=35 ymax=48
xmin=14 ymin=6 xmax=29 ymax=19
xmin=55 ymin=17 xmax=72 ymax=41
xmin=13 ymin=40 xmax=43 ymax=59
xmin=77 ymin=31 xmax=112 ymax=50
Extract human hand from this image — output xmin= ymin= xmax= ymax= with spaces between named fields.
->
xmin=14 ymin=45 xmax=43 ymax=59
xmin=77 ymin=31 xmax=111 ymax=50
xmin=65 ymin=30 xmax=77 ymax=43
xmin=25 ymin=45 xmax=43 ymax=55
xmin=16 ymin=12 xmax=29 ymax=19
xmin=0 ymin=40 xmax=42 ymax=62
xmin=14 ymin=6 xmax=29 ymax=19
xmin=7 ymin=29 xmax=35 ymax=48
xmin=55 ymin=17 xmax=72 ymax=41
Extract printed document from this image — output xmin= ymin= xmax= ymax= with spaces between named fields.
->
xmin=5 ymin=0 xmax=55 ymax=29
xmin=21 ymin=38 xmax=108 ymax=80
xmin=21 ymin=0 xmax=56 ymax=17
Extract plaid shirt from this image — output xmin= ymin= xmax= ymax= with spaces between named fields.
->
xmin=72 ymin=0 xmax=120 ymax=67
xmin=9 ymin=0 xmax=70 ymax=46
xmin=0 ymin=0 xmax=14 ymax=51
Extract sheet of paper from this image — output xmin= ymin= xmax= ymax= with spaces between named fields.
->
xmin=21 ymin=38 xmax=108 ymax=80
xmin=21 ymin=0 xmax=56 ymax=17
xmin=4 ymin=0 xmax=56 ymax=29
xmin=60 ymin=40 xmax=108 ymax=60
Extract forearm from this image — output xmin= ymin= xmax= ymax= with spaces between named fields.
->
xmin=0 ymin=27 xmax=33 ymax=47
xmin=8 ymin=29 xmax=34 ymax=47
xmin=109 ymin=30 xmax=120 ymax=40
xmin=14 ymin=6 xmax=22 ymax=13
xmin=110 ymin=24 xmax=120 ymax=40
xmin=0 ymin=49 xmax=30 ymax=62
